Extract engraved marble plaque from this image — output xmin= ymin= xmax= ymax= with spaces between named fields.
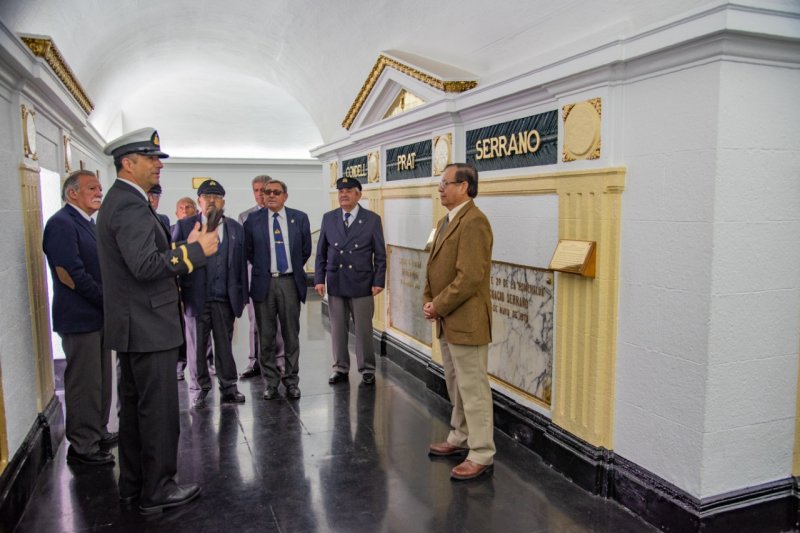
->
xmin=489 ymin=263 xmax=554 ymax=405
xmin=387 ymin=246 xmax=432 ymax=346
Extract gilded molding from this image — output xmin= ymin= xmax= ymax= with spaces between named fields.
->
xmin=367 ymin=151 xmax=380 ymax=183
xmin=21 ymin=36 xmax=94 ymax=114
xmin=328 ymin=161 xmax=339 ymax=188
xmin=342 ymin=54 xmax=477 ymax=130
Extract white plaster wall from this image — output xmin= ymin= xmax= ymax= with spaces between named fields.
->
xmin=614 ymin=62 xmax=721 ymax=498
xmin=700 ymin=60 xmax=800 ymax=496
xmin=383 ymin=197 xmax=433 ymax=250
xmin=475 ymin=194 xmax=558 ymax=269
xmin=158 ymin=160 xmax=326 ymax=230
xmin=615 ymin=52 xmax=800 ymax=498
xmin=0 ymin=90 xmax=43 ymax=454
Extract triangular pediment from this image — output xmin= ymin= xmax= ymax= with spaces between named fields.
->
xmin=343 ymin=51 xmax=477 ymax=131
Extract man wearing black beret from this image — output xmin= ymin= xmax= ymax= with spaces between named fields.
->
xmin=174 ymin=179 xmax=248 ymax=409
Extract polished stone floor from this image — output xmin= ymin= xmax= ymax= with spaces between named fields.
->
xmin=16 ymin=293 xmax=656 ymax=532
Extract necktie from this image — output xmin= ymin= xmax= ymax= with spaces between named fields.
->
xmin=273 ymin=213 xmax=288 ymax=273
xmin=344 ymin=212 xmax=351 ymax=231
xmin=435 ymin=216 xmax=449 ymax=247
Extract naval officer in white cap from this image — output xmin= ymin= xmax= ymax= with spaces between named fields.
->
xmin=96 ymin=127 xmax=218 ymax=514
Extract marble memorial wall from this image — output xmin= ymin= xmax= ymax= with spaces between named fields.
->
xmin=488 ymin=262 xmax=553 ymax=405
xmin=386 ymin=242 xmax=555 ymax=405
xmin=387 ymin=246 xmax=432 ymax=346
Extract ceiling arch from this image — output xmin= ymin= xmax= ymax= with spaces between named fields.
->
xmin=1 ymin=0 xmax=722 ymax=158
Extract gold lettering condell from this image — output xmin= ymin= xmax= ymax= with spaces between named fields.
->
xmin=345 ymin=164 xmax=367 ymax=178
xmin=475 ymin=130 xmax=541 ymax=160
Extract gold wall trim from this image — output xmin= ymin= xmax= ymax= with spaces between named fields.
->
xmin=379 ymin=169 xmax=625 ymax=447
xmin=551 ymin=169 xmax=625 ymax=448
xmin=19 ymin=165 xmax=55 ymax=415
xmin=21 ymin=36 xmax=94 ymax=114
xmin=342 ymin=54 xmax=477 ymax=130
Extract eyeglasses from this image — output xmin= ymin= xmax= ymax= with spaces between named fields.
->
xmin=262 ymin=189 xmax=284 ymax=196
xmin=438 ymin=180 xmax=463 ymax=188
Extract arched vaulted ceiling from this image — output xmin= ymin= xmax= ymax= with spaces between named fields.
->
xmin=1 ymin=0 xmax=724 ymax=158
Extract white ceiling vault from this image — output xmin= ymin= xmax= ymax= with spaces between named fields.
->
xmin=0 ymin=0 xmax=733 ymax=159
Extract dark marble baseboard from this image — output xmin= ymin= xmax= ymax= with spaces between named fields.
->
xmin=0 ymin=395 xmax=63 ymax=532
xmin=377 ymin=330 xmax=799 ymax=533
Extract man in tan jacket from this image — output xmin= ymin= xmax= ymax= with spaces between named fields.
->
xmin=423 ymin=163 xmax=495 ymax=480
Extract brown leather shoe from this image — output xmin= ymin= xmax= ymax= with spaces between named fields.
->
xmin=428 ymin=442 xmax=468 ymax=457
xmin=451 ymin=459 xmax=493 ymax=480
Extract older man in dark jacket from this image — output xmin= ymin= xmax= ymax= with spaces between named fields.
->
xmin=43 ymin=170 xmax=116 ymax=466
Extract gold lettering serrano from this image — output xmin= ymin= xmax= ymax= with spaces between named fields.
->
xmin=475 ymin=130 xmax=541 ymax=160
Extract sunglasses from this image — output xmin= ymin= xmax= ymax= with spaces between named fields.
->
xmin=261 ymin=189 xmax=284 ymax=196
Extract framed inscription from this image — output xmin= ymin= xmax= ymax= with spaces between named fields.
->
xmin=549 ymin=239 xmax=596 ymax=278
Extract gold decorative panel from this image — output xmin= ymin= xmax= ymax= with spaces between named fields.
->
xmin=19 ymin=164 xmax=55 ymax=413
xmin=432 ymin=134 xmax=452 ymax=176
xmin=21 ymin=36 xmax=94 ymax=114
xmin=328 ymin=161 xmax=338 ymax=188
xmin=383 ymin=89 xmax=426 ymax=119
xmin=367 ymin=152 xmax=380 ymax=183
xmin=21 ymin=105 xmax=37 ymax=160
xmin=562 ymin=98 xmax=602 ymax=162
xmin=192 ymin=177 xmax=212 ymax=189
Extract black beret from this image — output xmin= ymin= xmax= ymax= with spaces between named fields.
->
xmin=197 ymin=179 xmax=226 ymax=197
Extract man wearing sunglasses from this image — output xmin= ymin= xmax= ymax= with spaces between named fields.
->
xmin=238 ymin=175 xmax=286 ymax=379
xmin=244 ymin=179 xmax=312 ymax=401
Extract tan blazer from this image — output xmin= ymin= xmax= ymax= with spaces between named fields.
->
xmin=424 ymin=200 xmax=493 ymax=346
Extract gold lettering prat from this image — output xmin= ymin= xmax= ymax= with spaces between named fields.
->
xmin=396 ymin=152 xmax=417 ymax=171
xmin=475 ymin=130 xmax=541 ymax=160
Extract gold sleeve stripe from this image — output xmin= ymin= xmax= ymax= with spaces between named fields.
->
xmin=180 ymin=245 xmax=194 ymax=273
xmin=171 ymin=242 xmax=176 ymax=250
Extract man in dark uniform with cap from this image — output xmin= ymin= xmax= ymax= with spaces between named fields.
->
xmin=97 ymin=127 xmax=218 ymax=514
xmin=174 ymin=179 xmax=248 ymax=409
xmin=315 ymin=177 xmax=386 ymax=385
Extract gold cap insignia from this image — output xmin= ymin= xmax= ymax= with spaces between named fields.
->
xmin=152 ymin=131 xmax=160 ymax=146
xmin=342 ymin=178 xmax=349 ymax=183
xmin=210 ymin=181 xmax=217 ymax=186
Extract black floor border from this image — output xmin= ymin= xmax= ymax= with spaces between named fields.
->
xmin=0 ymin=394 xmax=63 ymax=532
xmin=377 ymin=330 xmax=799 ymax=533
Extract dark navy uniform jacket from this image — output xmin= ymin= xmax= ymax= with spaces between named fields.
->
xmin=314 ymin=205 xmax=386 ymax=298
xmin=174 ymin=214 xmax=248 ymax=318
xmin=42 ymin=205 xmax=104 ymax=334
xmin=244 ymin=206 xmax=311 ymax=303
xmin=96 ymin=179 xmax=207 ymax=353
